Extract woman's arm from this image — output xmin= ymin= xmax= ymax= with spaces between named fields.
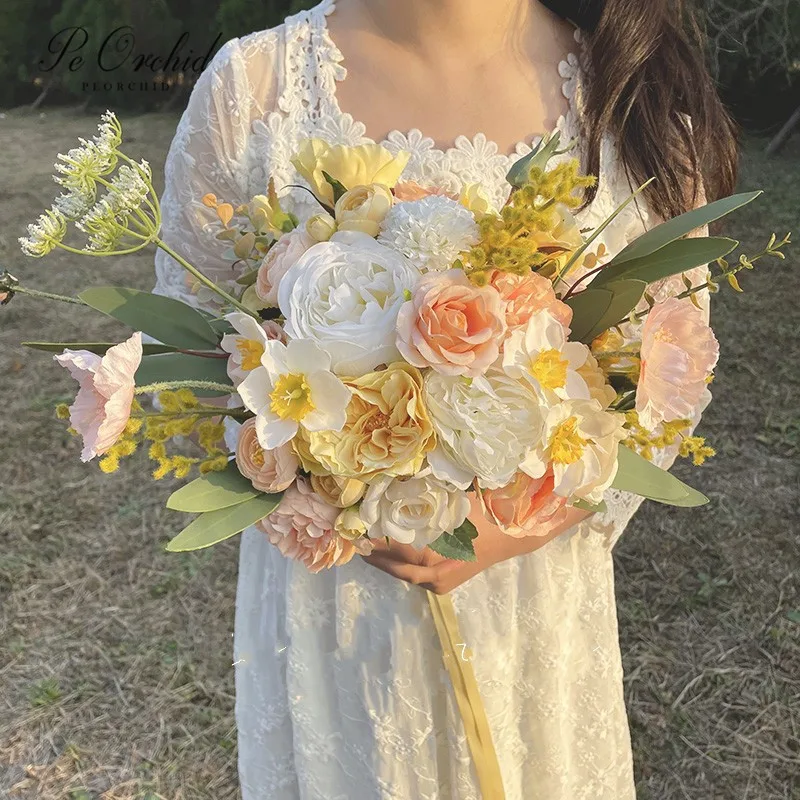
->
xmin=362 ymin=497 xmax=593 ymax=595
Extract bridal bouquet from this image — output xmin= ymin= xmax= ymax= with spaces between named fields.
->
xmin=5 ymin=112 xmax=790 ymax=569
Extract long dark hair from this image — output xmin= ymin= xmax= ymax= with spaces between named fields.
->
xmin=541 ymin=0 xmax=739 ymax=219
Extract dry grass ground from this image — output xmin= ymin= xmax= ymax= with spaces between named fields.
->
xmin=0 ymin=108 xmax=798 ymax=799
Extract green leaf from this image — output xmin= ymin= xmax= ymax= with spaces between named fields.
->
xmin=166 ymin=493 xmax=283 ymax=552
xmin=567 ymin=279 xmax=647 ymax=343
xmin=572 ymin=498 xmax=608 ymax=514
xmin=506 ymin=131 xmax=564 ymax=187
xmin=428 ymin=518 xmax=479 ymax=562
xmin=564 ymin=287 xmax=614 ymax=341
xmin=592 ymin=237 xmax=738 ymax=290
xmin=609 ymin=191 xmax=762 ymax=266
xmin=786 ymin=610 xmax=800 ymax=624
xmin=611 ymin=445 xmax=709 ymax=507
xmin=235 ymin=267 xmax=260 ymax=287
xmin=23 ymin=341 xmax=177 ymax=355
xmin=79 ymin=287 xmax=220 ymax=350
xmin=167 ymin=461 xmax=258 ymax=512
xmin=321 ymin=170 xmax=348 ymax=203
xmin=135 ymin=352 xmax=233 ymax=396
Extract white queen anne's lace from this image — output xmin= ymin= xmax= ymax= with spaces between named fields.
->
xmin=152 ymin=2 xmax=712 ymax=798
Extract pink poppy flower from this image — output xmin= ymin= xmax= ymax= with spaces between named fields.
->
xmin=55 ymin=332 xmax=143 ymax=462
xmin=257 ymin=477 xmax=373 ymax=573
xmin=477 ymin=470 xmax=568 ymax=538
xmin=636 ymin=297 xmax=719 ymax=430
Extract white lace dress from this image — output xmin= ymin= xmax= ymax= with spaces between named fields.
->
xmin=153 ymin=2 xmax=710 ymax=798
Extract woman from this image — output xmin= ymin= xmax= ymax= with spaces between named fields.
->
xmin=153 ymin=0 xmax=737 ymax=797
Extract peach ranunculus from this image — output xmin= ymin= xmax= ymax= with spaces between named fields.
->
xmin=256 ymin=476 xmax=373 ymax=573
xmin=255 ymin=227 xmax=315 ymax=305
xmin=489 ymin=269 xmax=572 ymax=334
xmin=54 ymin=332 xmax=143 ymax=462
xmin=293 ymin=362 xmax=436 ymax=482
xmin=309 ymin=473 xmax=366 ymax=508
xmin=396 ymin=269 xmax=507 ymax=377
xmin=636 ymin=296 xmax=719 ymax=430
xmin=235 ymin=417 xmax=298 ymax=493
xmin=477 ymin=470 xmax=569 ymax=537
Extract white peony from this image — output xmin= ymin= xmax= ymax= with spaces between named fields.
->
xmin=359 ymin=468 xmax=471 ymax=549
xmin=377 ymin=195 xmax=480 ymax=273
xmin=502 ymin=310 xmax=591 ymax=406
xmin=237 ymin=338 xmax=352 ymax=450
xmin=423 ymin=369 xmax=547 ymax=490
xmin=521 ymin=398 xmax=628 ymax=505
xmin=278 ymin=230 xmax=421 ymax=376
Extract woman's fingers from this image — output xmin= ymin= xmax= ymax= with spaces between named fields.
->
xmin=361 ymin=552 xmax=440 ymax=587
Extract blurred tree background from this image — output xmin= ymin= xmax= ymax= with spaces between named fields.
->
xmin=0 ymin=0 xmax=797 ymax=130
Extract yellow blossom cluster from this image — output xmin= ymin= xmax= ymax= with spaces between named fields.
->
xmin=464 ymin=159 xmax=596 ymax=286
xmin=623 ymin=411 xmax=715 ymax=466
xmin=57 ymin=390 xmax=229 ymax=478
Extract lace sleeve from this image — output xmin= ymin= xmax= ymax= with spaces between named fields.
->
xmin=152 ymin=32 xmax=281 ymax=309
xmin=598 ymin=194 xmax=713 ymax=550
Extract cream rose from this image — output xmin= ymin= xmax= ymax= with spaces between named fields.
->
xmin=335 ymin=183 xmax=393 ymax=237
xmin=235 ymin=417 xmax=298 ymax=493
xmin=305 ymin=212 xmax=337 ymax=242
xmin=396 ymin=269 xmax=507 ymax=377
xmin=255 ymin=227 xmax=315 ymax=305
xmin=294 ymin=362 xmax=436 ymax=482
xmin=360 ymin=468 xmax=470 ymax=549
xmin=291 ymin=138 xmax=410 ymax=206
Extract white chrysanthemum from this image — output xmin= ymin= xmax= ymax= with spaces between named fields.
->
xmin=423 ymin=368 xmax=547 ymax=490
xmin=18 ymin=207 xmax=67 ymax=258
xmin=377 ymin=195 xmax=480 ymax=272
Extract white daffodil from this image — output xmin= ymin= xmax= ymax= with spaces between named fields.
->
xmin=503 ymin=309 xmax=591 ymax=405
xmin=238 ymin=338 xmax=351 ymax=450
xmin=18 ymin=207 xmax=67 ymax=258
xmin=521 ymin=398 xmax=628 ymax=505
xmin=221 ymin=312 xmax=286 ymax=386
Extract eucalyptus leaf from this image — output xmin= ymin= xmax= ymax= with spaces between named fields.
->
xmin=23 ymin=341 xmax=177 ymax=355
xmin=167 ymin=462 xmax=257 ymax=512
xmin=135 ymin=352 xmax=233 ymax=396
xmin=564 ymin=287 xmax=614 ymax=341
xmin=79 ymin=287 xmax=219 ymax=349
xmin=571 ymin=279 xmax=647 ymax=343
xmin=611 ymin=445 xmax=709 ymax=507
xmin=166 ymin=492 xmax=283 ymax=552
xmin=572 ymin=498 xmax=608 ymax=514
xmin=428 ymin=518 xmax=479 ymax=562
xmin=235 ymin=267 xmax=260 ymax=287
xmin=610 ymin=191 xmax=762 ymax=266
xmin=592 ymin=237 xmax=738 ymax=290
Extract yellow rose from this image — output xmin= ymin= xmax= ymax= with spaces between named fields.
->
xmin=335 ymin=184 xmax=393 ymax=237
xmin=334 ymin=506 xmax=369 ymax=541
xmin=310 ymin=473 xmax=367 ymax=508
xmin=306 ymin=211 xmax=337 ymax=242
xmin=292 ymin=138 xmax=410 ymax=206
xmin=459 ymin=183 xmax=494 ymax=217
xmin=296 ymin=362 xmax=436 ymax=482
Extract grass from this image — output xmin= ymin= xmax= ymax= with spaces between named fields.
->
xmin=0 ymin=108 xmax=798 ymax=799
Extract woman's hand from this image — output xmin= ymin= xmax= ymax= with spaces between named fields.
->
xmin=361 ymin=496 xmax=592 ymax=594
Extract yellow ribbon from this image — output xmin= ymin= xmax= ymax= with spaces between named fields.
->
xmin=426 ymin=589 xmax=506 ymax=799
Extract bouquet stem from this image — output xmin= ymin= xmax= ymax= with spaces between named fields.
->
xmin=426 ymin=590 xmax=505 ymax=799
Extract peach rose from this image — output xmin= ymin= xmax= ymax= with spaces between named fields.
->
xmin=257 ymin=477 xmax=374 ymax=573
xmin=54 ymin=332 xmax=142 ymax=462
xmin=255 ymin=228 xmax=315 ymax=305
xmin=636 ymin=297 xmax=719 ymax=430
xmin=235 ymin=417 xmax=298 ymax=493
xmin=489 ymin=269 xmax=572 ymax=334
xmin=478 ymin=470 xmax=568 ymax=538
xmin=396 ymin=269 xmax=507 ymax=377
